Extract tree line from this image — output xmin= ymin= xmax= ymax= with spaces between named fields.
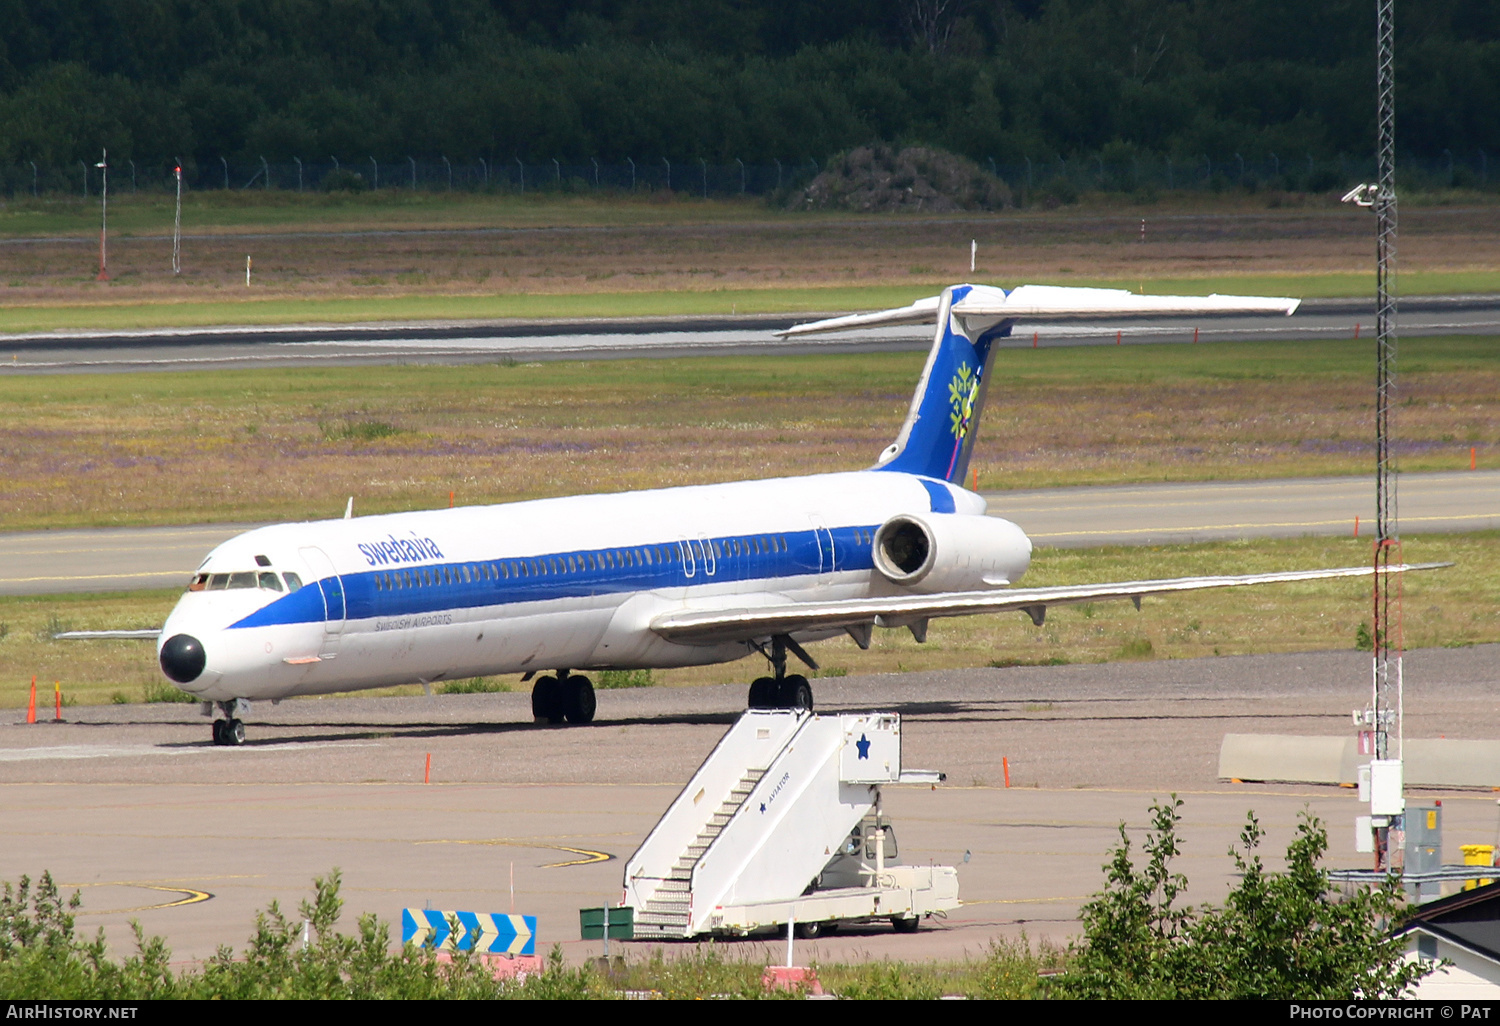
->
xmin=0 ymin=0 xmax=1494 ymax=170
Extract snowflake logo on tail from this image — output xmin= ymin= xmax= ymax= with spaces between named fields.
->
xmin=947 ymin=362 xmax=980 ymax=440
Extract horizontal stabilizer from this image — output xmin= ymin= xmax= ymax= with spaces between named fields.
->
xmin=777 ymin=296 xmax=940 ymax=337
xmin=651 ymin=563 xmax=1448 ymax=645
xmin=779 ymin=283 xmax=1298 ymax=337
xmin=953 ymin=284 xmax=1299 ymax=320
xmin=53 ymin=628 xmax=162 ymax=640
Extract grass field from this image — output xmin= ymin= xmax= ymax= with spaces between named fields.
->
xmin=0 ymin=190 xmax=1497 ymax=331
xmin=6 ymin=269 xmax=1500 ymax=333
xmin=2 ymin=337 xmax=1495 ymax=531
xmin=2 ymin=532 xmax=1490 ymax=709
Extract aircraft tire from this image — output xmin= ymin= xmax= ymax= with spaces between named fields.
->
xmin=747 ymin=677 xmax=776 ymax=708
xmin=779 ymin=675 xmax=813 ymax=711
xmin=563 ymin=676 xmax=596 ymax=724
xmin=226 ymin=719 xmax=246 ymax=745
xmin=531 ymin=676 xmax=562 ymax=724
xmin=211 ymin=719 xmax=226 ymax=745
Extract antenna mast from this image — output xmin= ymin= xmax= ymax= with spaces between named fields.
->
xmin=1372 ymin=0 xmax=1401 ymax=768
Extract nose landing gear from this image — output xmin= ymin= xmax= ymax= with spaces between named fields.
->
xmin=531 ymin=670 xmax=596 ymax=725
xmin=209 ymin=699 xmax=248 ymax=746
xmin=747 ymin=635 xmax=816 ymax=712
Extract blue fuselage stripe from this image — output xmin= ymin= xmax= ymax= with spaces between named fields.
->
xmin=230 ymin=525 xmax=883 ymax=630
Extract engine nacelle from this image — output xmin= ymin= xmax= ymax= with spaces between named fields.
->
xmin=872 ymin=512 xmax=1032 ymax=593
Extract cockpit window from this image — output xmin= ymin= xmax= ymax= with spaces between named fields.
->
xmin=195 ymin=570 xmax=290 ymax=593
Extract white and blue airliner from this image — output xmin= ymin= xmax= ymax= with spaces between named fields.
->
xmin=137 ymin=284 xmax=1427 ymax=745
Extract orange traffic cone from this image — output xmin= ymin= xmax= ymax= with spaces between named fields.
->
xmin=26 ymin=676 xmax=36 ymax=724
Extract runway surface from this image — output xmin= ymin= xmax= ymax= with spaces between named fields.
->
xmin=3 ymin=646 xmax=1497 ymax=964
xmin=4 ymin=470 xmax=1494 ymax=596
xmin=2 ymin=294 xmax=1498 ymax=374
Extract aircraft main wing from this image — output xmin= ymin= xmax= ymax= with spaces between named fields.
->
xmin=650 ymin=563 xmax=1447 ymax=645
xmin=779 ymin=284 xmax=1298 ymax=337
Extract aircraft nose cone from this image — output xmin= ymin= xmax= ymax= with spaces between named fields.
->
xmin=159 ymin=634 xmax=206 ymax=684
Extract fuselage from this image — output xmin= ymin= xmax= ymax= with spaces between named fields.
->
xmin=156 ymin=469 xmax=1031 ymax=703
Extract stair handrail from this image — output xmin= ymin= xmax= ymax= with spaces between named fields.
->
xmin=623 ymin=710 xmax=807 ymax=911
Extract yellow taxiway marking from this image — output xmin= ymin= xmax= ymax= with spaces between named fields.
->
xmin=0 ymin=570 xmax=188 ymax=584
xmin=63 ymin=882 xmax=215 ymax=915
xmin=417 ymin=838 xmax=613 ymax=867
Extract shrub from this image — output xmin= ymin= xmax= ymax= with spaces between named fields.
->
xmin=789 ymin=145 xmax=1011 ymax=213
xmin=439 ymin=677 xmax=510 ymax=694
xmin=143 ymin=681 xmax=198 ymax=703
xmin=597 ymin=669 xmax=653 ymax=689
xmin=1055 ymin=797 xmax=1434 ymax=999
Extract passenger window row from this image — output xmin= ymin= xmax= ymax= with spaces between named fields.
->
xmin=369 ymin=535 xmax=792 ymax=592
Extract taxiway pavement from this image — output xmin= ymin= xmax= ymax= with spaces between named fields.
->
xmin=2 ymin=295 xmax=1498 ymax=374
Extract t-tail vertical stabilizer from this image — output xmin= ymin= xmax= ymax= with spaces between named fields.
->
xmin=872 ymin=284 xmax=1008 ymax=484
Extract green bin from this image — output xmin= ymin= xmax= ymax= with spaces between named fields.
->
xmin=579 ymin=905 xmax=634 ymax=940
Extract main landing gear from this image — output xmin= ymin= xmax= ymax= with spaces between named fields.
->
xmin=531 ymin=670 xmax=596 ymax=725
xmin=747 ymin=635 xmax=816 ymax=712
xmin=210 ymin=699 xmax=248 ymax=746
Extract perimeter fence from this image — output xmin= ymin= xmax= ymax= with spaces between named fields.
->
xmin=0 ymin=153 xmax=1494 ymax=201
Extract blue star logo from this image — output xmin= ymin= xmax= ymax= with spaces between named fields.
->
xmin=759 ymin=802 xmax=766 ymax=813
xmin=856 ymin=734 xmax=871 ymax=759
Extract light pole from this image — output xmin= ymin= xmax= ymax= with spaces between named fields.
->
xmin=95 ymin=149 xmax=109 ymax=281
xmin=294 ymin=156 xmax=302 ymax=192
xmin=220 ymin=156 xmax=228 ymax=190
xmin=172 ymin=162 xmax=182 ymax=275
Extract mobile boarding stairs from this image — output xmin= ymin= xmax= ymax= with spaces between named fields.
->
xmin=623 ymin=709 xmax=959 ymax=938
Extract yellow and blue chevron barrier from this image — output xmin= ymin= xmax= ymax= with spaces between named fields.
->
xmin=401 ymin=909 xmax=536 ymax=956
